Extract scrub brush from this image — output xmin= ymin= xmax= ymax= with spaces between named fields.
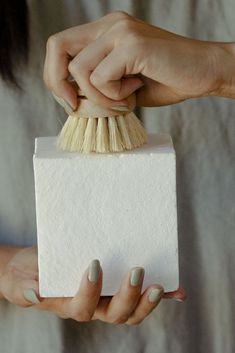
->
xmin=57 ymin=90 xmax=147 ymax=153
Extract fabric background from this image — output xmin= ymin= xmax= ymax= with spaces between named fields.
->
xmin=0 ymin=1 xmax=234 ymax=352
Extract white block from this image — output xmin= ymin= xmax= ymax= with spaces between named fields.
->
xmin=33 ymin=134 xmax=179 ymax=297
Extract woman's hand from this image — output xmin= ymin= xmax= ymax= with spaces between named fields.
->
xmin=0 ymin=246 xmax=186 ymax=325
xmin=44 ymin=11 xmax=235 ymax=112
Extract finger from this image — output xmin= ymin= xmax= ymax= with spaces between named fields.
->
xmin=125 ymin=285 xmax=164 ymax=325
xmin=163 ymin=286 xmax=187 ymax=302
xmin=68 ymin=37 xmax=128 ymax=108
xmin=91 ymin=296 xmax=112 ymax=320
xmin=38 ymin=260 xmax=102 ymax=319
xmin=43 ymin=35 xmax=78 ymax=112
xmin=67 ymin=259 xmax=102 ymax=322
xmin=90 ymin=49 xmax=144 ymax=101
xmin=68 ymin=37 xmax=136 ymax=109
xmin=43 ymin=12 xmax=134 ymax=111
xmin=97 ymin=267 xmax=144 ymax=324
xmin=43 ymin=22 xmax=104 ymax=110
xmin=28 ymin=260 xmax=103 ymax=319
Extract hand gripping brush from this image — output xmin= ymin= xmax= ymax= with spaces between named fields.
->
xmin=57 ymin=89 xmax=147 ymax=153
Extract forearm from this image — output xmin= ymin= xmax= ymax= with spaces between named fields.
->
xmin=0 ymin=246 xmax=22 ymax=299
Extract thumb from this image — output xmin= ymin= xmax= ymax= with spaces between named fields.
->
xmin=21 ymin=279 xmax=42 ymax=306
xmin=136 ymin=78 xmax=186 ymax=106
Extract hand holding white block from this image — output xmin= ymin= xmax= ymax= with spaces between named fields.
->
xmin=33 ymin=134 xmax=179 ymax=297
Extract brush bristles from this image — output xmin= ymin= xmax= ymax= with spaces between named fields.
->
xmin=82 ymin=118 xmax=97 ymax=153
xmin=116 ymin=115 xmax=133 ymax=150
xmin=108 ymin=116 xmax=124 ymax=152
xmin=57 ymin=116 xmax=78 ymax=151
xmin=57 ymin=112 xmax=147 ymax=153
xmin=96 ymin=117 xmax=109 ymax=153
xmin=70 ymin=117 xmax=87 ymax=151
xmin=125 ymin=112 xmax=147 ymax=148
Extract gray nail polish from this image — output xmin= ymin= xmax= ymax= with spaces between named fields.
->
xmin=130 ymin=267 xmax=144 ymax=286
xmin=52 ymin=92 xmax=74 ymax=115
xmin=23 ymin=288 xmax=41 ymax=304
xmin=88 ymin=259 xmax=101 ymax=283
xmin=110 ymin=106 xmax=130 ymax=112
xmin=148 ymin=288 xmax=163 ymax=303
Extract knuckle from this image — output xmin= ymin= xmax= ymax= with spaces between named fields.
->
xmin=68 ymin=58 xmax=84 ymax=75
xmin=90 ymin=71 xmax=106 ymax=88
xmin=58 ymin=312 xmax=70 ymax=319
xmin=107 ymin=314 xmax=129 ymax=325
xmin=107 ymin=11 xmax=130 ymax=22
xmin=67 ymin=60 xmax=76 ymax=74
xmin=126 ymin=318 xmax=143 ymax=326
xmin=90 ymin=71 xmax=102 ymax=86
xmin=73 ymin=309 xmax=92 ymax=322
xmin=46 ymin=33 xmax=64 ymax=51
xmin=43 ymin=74 xmax=52 ymax=89
xmin=116 ymin=18 xmax=136 ymax=34
xmin=116 ymin=315 xmax=129 ymax=324
xmin=111 ymin=19 xmax=140 ymax=47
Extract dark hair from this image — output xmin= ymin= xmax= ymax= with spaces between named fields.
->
xmin=0 ymin=0 xmax=29 ymax=88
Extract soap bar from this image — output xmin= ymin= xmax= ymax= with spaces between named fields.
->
xmin=33 ymin=134 xmax=179 ymax=297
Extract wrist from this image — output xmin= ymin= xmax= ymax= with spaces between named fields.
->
xmin=208 ymin=42 xmax=235 ymax=99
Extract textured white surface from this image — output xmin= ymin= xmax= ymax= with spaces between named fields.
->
xmin=33 ymin=134 xmax=179 ymax=297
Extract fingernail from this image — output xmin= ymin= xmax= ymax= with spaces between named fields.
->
xmin=130 ymin=267 xmax=144 ymax=287
xmin=110 ymin=105 xmax=130 ymax=112
xmin=52 ymin=92 xmax=75 ymax=115
xmin=23 ymin=288 xmax=41 ymax=304
xmin=148 ymin=288 xmax=163 ymax=303
xmin=88 ymin=259 xmax=101 ymax=283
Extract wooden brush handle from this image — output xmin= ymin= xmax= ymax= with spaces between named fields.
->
xmin=71 ymin=93 xmax=136 ymax=118
xmin=69 ymin=80 xmax=136 ymax=118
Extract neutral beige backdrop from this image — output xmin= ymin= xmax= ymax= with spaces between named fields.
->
xmin=0 ymin=1 xmax=234 ymax=352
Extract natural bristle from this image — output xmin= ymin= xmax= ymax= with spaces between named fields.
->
xmin=125 ymin=112 xmax=147 ymax=148
xmin=96 ymin=117 xmax=109 ymax=153
xmin=116 ymin=115 xmax=132 ymax=150
xmin=70 ymin=117 xmax=87 ymax=151
xmin=82 ymin=118 xmax=97 ymax=153
xmin=108 ymin=116 xmax=124 ymax=152
xmin=57 ymin=116 xmax=77 ymax=151
xmin=57 ymin=112 xmax=147 ymax=154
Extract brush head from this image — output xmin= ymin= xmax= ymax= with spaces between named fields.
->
xmin=57 ymin=93 xmax=147 ymax=153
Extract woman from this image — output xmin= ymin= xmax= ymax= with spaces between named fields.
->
xmin=0 ymin=1 xmax=234 ymax=352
